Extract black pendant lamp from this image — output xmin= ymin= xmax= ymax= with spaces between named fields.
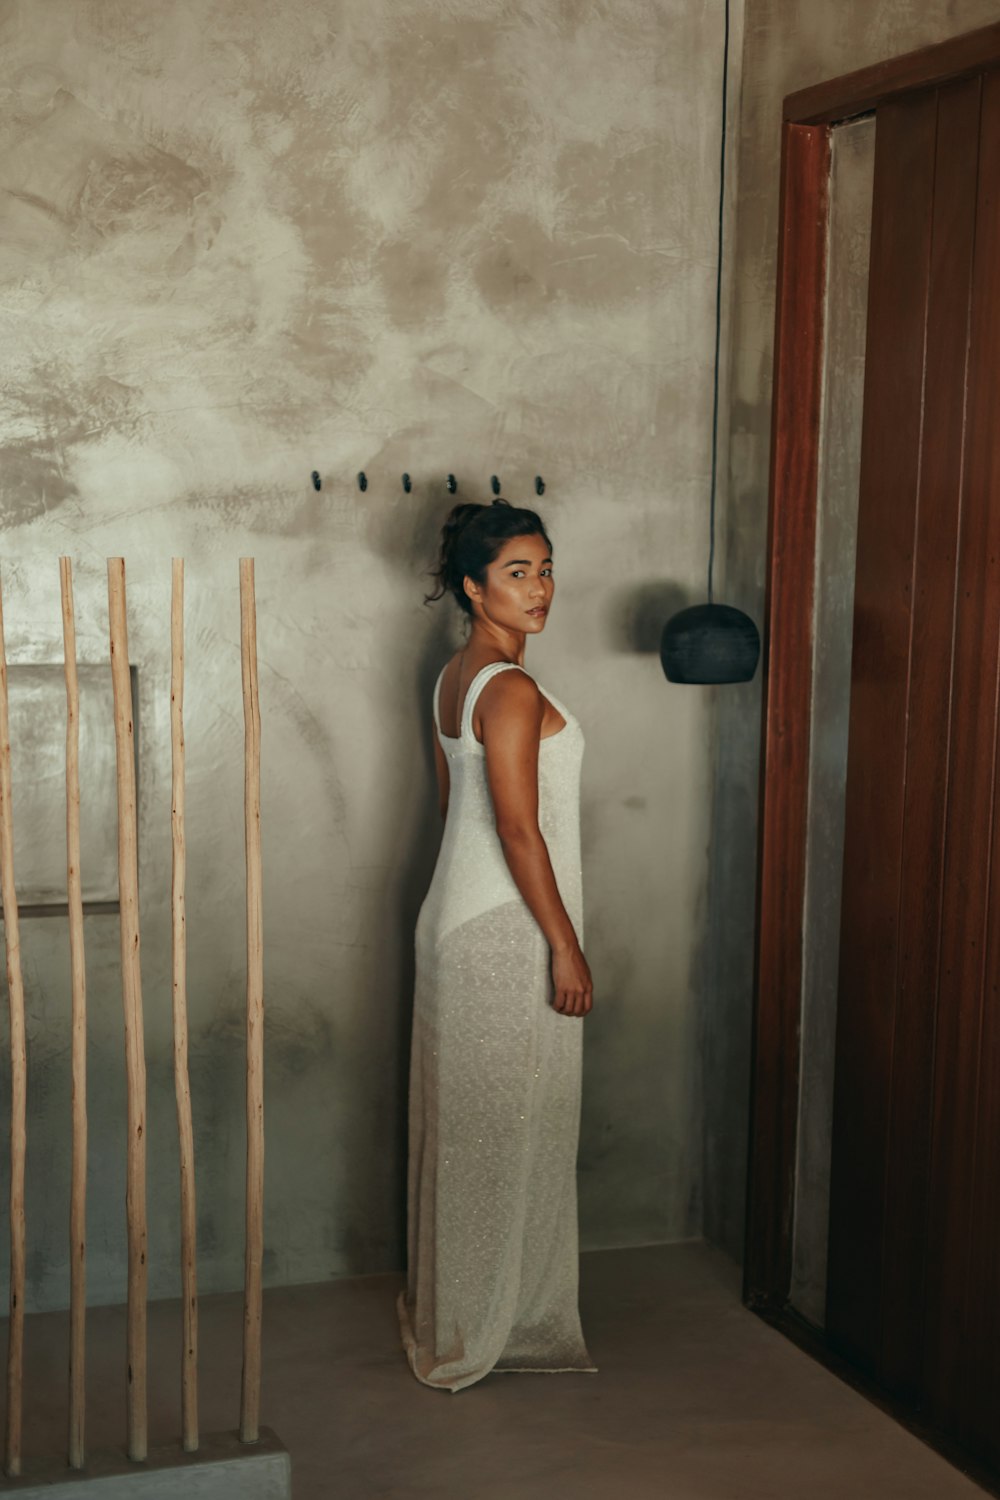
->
xmin=661 ymin=0 xmax=760 ymax=686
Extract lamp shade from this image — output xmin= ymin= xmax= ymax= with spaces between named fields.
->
xmin=660 ymin=602 xmax=760 ymax=684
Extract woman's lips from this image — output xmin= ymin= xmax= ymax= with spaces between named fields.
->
xmin=527 ymin=608 xmax=546 ymax=615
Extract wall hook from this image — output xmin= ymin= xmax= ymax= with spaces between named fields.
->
xmin=402 ymin=473 xmax=412 ymax=493
xmin=446 ymin=474 xmax=457 ymax=494
xmin=490 ymin=475 xmax=501 ymax=495
xmin=357 ymin=471 xmax=367 ymax=492
xmin=311 ymin=471 xmax=322 ymax=491
xmin=535 ymin=475 xmax=545 ymax=496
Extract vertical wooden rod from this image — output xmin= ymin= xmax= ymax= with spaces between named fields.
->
xmin=107 ymin=558 xmax=148 ymax=1462
xmin=61 ymin=558 xmax=87 ymax=1470
xmin=0 ymin=570 xmax=26 ymax=1479
xmin=171 ymin=559 xmax=199 ymax=1452
xmin=239 ymin=558 xmax=264 ymax=1445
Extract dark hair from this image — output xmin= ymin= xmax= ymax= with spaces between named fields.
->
xmin=424 ymin=498 xmax=553 ymax=617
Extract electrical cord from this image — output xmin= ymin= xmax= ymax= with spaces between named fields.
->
xmin=708 ymin=0 xmax=731 ymax=606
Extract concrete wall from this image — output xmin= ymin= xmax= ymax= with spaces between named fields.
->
xmin=705 ymin=0 xmax=1000 ymax=1264
xmin=0 ymin=0 xmax=738 ymax=1312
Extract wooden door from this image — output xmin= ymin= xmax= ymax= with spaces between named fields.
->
xmin=825 ymin=67 xmax=1000 ymax=1466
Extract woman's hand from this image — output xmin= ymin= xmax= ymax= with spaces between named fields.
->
xmin=550 ymin=944 xmax=593 ymax=1017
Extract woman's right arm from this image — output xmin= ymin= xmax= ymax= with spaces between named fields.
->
xmin=479 ymin=671 xmax=593 ymax=1017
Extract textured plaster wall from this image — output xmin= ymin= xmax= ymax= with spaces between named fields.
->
xmin=0 ymin=0 xmax=737 ymax=1312
xmin=705 ymin=0 xmax=1000 ymax=1264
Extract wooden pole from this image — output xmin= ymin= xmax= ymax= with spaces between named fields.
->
xmin=60 ymin=559 xmax=87 ymax=1470
xmin=171 ymin=559 xmax=199 ymax=1452
xmin=107 ymin=558 xmax=147 ymax=1463
xmin=239 ymin=559 xmax=263 ymax=1445
xmin=0 ymin=570 xmax=27 ymax=1479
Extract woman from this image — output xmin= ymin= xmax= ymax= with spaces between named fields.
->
xmin=396 ymin=497 xmax=598 ymax=1392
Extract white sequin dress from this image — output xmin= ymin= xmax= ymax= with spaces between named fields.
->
xmin=397 ymin=660 xmax=597 ymax=1391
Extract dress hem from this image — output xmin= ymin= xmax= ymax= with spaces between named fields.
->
xmin=397 ymin=1287 xmax=598 ymax=1390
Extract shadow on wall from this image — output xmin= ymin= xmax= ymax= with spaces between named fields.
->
xmin=360 ymin=467 xmax=471 ymax=578
xmin=606 ymin=581 xmax=692 ymax=654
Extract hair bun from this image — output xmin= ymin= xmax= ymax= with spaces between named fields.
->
xmin=443 ymin=502 xmax=484 ymax=536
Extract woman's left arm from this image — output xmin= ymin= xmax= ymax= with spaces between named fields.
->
xmin=433 ymin=732 xmax=450 ymax=820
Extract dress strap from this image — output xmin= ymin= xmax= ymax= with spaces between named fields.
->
xmin=432 ymin=664 xmax=446 ymax=735
xmin=461 ymin=661 xmax=527 ymax=743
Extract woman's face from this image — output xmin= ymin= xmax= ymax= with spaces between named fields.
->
xmin=465 ymin=532 xmax=554 ymax=634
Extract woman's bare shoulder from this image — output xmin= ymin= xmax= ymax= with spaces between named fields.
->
xmin=478 ymin=664 xmax=542 ymax=718
xmin=439 ymin=650 xmax=463 ymax=679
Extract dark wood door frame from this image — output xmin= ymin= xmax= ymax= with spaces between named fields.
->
xmin=744 ymin=19 xmax=1000 ymax=1315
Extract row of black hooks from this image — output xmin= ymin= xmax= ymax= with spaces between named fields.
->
xmin=310 ymin=471 xmax=545 ymax=497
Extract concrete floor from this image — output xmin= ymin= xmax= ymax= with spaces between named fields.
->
xmin=3 ymin=1241 xmax=990 ymax=1498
